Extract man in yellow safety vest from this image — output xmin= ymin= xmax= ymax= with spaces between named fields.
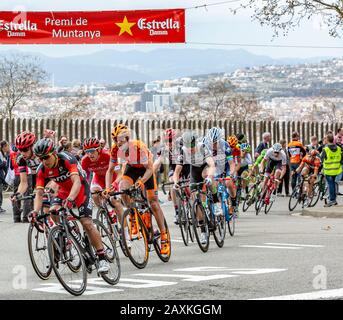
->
xmin=321 ymin=133 xmax=343 ymax=207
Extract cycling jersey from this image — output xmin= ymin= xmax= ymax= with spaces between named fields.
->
xmin=176 ymin=138 xmax=212 ymax=167
xmin=36 ymin=152 xmax=91 ymax=217
xmin=232 ymin=144 xmax=241 ymax=158
xmin=241 ymin=153 xmax=252 ymax=168
xmin=81 ymin=149 xmax=116 ymax=189
xmin=264 ymin=148 xmax=287 ymax=165
xmin=110 ymin=140 xmax=152 ymax=168
xmin=254 ymin=153 xmax=265 ymax=167
xmin=287 ymin=141 xmax=306 ymax=164
xmin=202 ymin=138 xmax=233 ymax=176
xmin=157 ymin=138 xmax=182 ymax=170
xmin=301 ymin=155 xmax=321 ymax=170
xmin=36 ymin=152 xmax=87 ymax=191
xmin=16 ymin=154 xmax=40 ymax=175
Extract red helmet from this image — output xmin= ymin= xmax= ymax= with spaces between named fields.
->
xmin=83 ymin=138 xmax=100 ymax=150
xmin=163 ymin=128 xmax=176 ymax=142
xmin=15 ymin=131 xmax=36 ymax=150
xmin=310 ymin=149 xmax=319 ymax=157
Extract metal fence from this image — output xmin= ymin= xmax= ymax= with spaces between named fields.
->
xmin=0 ymin=117 xmax=342 ymax=151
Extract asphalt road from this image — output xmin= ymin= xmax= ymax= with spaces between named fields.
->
xmin=0 ymin=192 xmax=342 ymax=300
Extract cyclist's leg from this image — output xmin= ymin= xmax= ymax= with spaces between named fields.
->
xmin=301 ymin=166 xmax=310 ymax=195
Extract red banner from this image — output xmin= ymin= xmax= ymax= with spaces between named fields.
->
xmin=0 ymin=9 xmax=185 ymax=44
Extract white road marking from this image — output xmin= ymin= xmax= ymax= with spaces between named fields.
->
xmin=252 ymin=288 xmax=343 ymax=300
xmin=32 ymin=283 xmax=123 ymax=295
xmin=264 ymin=243 xmax=324 ymax=248
xmin=240 ymin=245 xmax=302 ymax=250
xmin=174 ymin=267 xmax=287 ymax=275
xmin=115 ymin=278 xmax=177 ymax=288
xmin=134 ymin=273 xmax=238 ymax=282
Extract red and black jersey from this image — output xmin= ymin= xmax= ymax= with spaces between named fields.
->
xmin=16 ymin=154 xmax=41 ymax=175
xmin=36 ymin=152 xmax=87 ymax=191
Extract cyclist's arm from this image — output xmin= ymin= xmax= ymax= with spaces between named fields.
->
xmin=17 ymin=172 xmax=29 ymax=194
xmin=33 ymin=188 xmax=44 ymax=213
xmin=228 ymin=158 xmax=236 ymax=177
xmin=280 ymin=164 xmax=286 ymax=179
xmin=153 ymin=156 xmax=162 ymax=176
xmin=205 ymin=156 xmax=216 ymax=178
xmin=296 ymin=162 xmax=305 ymax=174
xmin=173 ymin=165 xmax=183 ymax=184
xmin=68 ymin=174 xmax=81 ymax=201
xmin=105 ymin=160 xmax=116 ymax=189
xmin=140 ymin=157 xmax=153 ymax=184
xmin=260 ymin=158 xmax=267 ymax=172
xmin=235 ymin=156 xmax=241 ymax=174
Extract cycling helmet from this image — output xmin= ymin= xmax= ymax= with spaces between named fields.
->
xmin=182 ymin=131 xmax=198 ymax=148
xmin=206 ymin=127 xmax=224 ymax=144
xmin=83 ymin=138 xmax=100 ymax=150
xmin=272 ymin=143 xmax=282 ymax=153
xmin=111 ymin=124 xmax=130 ymax=140
xmin=33 ymin=138 xmax=55 ymax=158
xmin=310 ymin=149 xmax=319 ymax=157
xmin=240 ymin=143 xmax=251 ymax=152
xmin=227 ymin=135 xmax=238 ymax=148
xmin=163 ymin=128 xmax=176 ymax=142
xmin=15 ymin=131 xmax=36 ymax=150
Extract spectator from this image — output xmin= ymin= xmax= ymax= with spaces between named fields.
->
xmin=43 ymin=128 xmax=56 ymax=140
xmin=306 ymin=136 xmax=319 ymax=152
xmin=57 ymin=136 xmax=68 ymax=152
xmin=64 ymin=141 xmax=73 ymax=153
xmin=0 ymin=140 xmax=10 ymax=213
xmin=99 ymin=138 xmax=109 ymax=152
xmin=9 ymin=145 xmax=22 ymax=222
xmin=277 ymin=139 xmax=290 ymax=197
xmin=288 ymin=131 xmax=306 ymax=191
xmin=321 ymin=133 xmax=343 ymax=207
xmin=254 ymin=132 xmax=271 ymax=159
xmin=318 ymin=136 xmax=328 ymax=154
xmin=334 ymin=128 xmax=343 ymax=145
xmin=71 ymin=139 xmax=83 ymax=160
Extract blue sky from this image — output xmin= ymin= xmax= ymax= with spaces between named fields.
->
xmin=0 ymin=0 xmax=342 ymax=58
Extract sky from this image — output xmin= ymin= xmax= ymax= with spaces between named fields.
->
xmin=0 ymin=0 xmax=342 ymax=59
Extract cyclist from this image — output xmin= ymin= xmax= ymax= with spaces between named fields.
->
xmin=295 ymin=149 xmax=321 ymax=200
xmin=250 ymin=149 xmax=267 ymax=176
xmin=173 ymin=131 xmax=216 ymax=244
xmin=239 ymin=142 xmax=253 ymax=198
xmin=11 ymin=131 xmax=41 ymax=222
xmin=203 ymin=127 xmax=238 ymax=214
xmin=108 ymin=124 xmax=170 ymax=258
xmin=30 ymin=138 xmax=110 ymax=274
xmin=81 ymin=138 xmax=123 ymax=222
xmin=260 ymin=143 xmax=287 ymax=192
xmin=153 ymin=128 xmax=190 ymax=224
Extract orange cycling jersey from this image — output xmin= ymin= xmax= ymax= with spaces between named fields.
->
xmin=287 ymin=141 xmax=306 ymax=164
xmin=301 ymin=155 xmax=321 ymax=170
xmin=110 ymin=140 xmax=152 ymax=168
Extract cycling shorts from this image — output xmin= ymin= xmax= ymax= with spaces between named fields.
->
xmin=266 ymin=160 xmax=283 ymax=175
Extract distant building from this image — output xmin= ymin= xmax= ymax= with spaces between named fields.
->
xmin=144 ymin=82 xmax=161 ymax=92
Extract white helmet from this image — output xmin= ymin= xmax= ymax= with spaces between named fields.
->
xmin=206 ymin=127 xmax=224 ymax=143
xmin=272 ymin=143 xmax=282 ymax=153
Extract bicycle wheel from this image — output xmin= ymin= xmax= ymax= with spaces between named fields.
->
xmin=242 ymin=185 xmax=255 ymax=212
xmin=121 ymin=208 xmax=149 ymax=269
xmin=184 ymin=201 xmax=195 ymax=242
xmin=255 ymin=189 xmax=266 ymax=215
xmin=48 ymin=225 xmax=87 ymax=296
xmin=289 ymin=185 xmax=301 ymax=211
xmin=93 ymin=219 xmax=121 ymax=285
xmin=178 ymin=201 xmax=189 ymax=246
xmin=27 ymin=223 xmax=52 ymax=280
xmin=309 ymin=183 xmax=320 ymax=207
xmin=264 ymin=190 xmax=275 ymax=214
xmin=191 ymin=200 xmax=209 ymax=252
xmin=212 ymin=210 xmax=226 ymax=248
xmin=152 ymin=214 xmax=171 ymax=263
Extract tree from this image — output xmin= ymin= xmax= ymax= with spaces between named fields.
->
xmin=240 ymin=0 xmax=343 ymax=38
xmin=57 ymin=88 xmax=92 ymax=119
xmin=0 ymin=54 xmax=47 ymax=125
xmin=199 ymin=79 xmax=236 ymax=121
xmin=174 ymin=94 xmax=201 ymax=121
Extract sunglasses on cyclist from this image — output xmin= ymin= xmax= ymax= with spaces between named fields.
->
xmin=18 ymin=147 xmax=30 ymax=152
xmin=85 ymin=148 xmax=98 ymax=154
xmin=38 ymin=153 xmax=53 ymax=160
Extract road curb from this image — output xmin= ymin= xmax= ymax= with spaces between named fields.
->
xmin=301 ymin=205 xmax=343 ymax=218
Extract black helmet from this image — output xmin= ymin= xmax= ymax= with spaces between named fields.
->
xmin=33 ymin=138 xmax=55 ymax=158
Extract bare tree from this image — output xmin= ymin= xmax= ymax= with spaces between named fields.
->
xmin=199 ymin=79 xmax=236 ymax=121
xmin=239 ymin=1 xmax=343 ymax=38
xmin=57 ymin=88 xmax=92 ymax=119
xmin=0 ymin=54 xmax=47 ymax=126
xmin=174 ymin=94 xmax=201 ymax=121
